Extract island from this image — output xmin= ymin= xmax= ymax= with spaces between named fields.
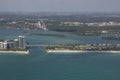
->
xmin=46 ymin=44 xmax=120 ymax=53
xmin=102 ymin=36 xmax=120 ymax=40
xmin=0 ymin=36 xmax=29 ymax=54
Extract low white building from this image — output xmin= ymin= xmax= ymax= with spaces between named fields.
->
xmin=0 ymin=41 xmax=14 ymax=50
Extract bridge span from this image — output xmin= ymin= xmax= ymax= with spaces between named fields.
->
xmin=26 ymin=44 xmax=60 ymax=47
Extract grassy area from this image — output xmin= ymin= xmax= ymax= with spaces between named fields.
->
xmin=102 ymin=36 xmax=120 ymax=40
xmin=47 ymin=25 xmax=120 ymax=36
xmin=30 ymin=33 xmax=65 ymax=37
xmin=70 ymin=31 xmax=100 ymax=36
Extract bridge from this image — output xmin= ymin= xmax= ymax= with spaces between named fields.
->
xmin=26 ymin=44 xmax=60 ymax=47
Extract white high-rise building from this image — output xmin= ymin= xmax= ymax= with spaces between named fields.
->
xmin=19 ymin=36 xmax=26 ymax=49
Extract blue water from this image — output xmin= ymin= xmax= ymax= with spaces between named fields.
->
xmin=0 ymin=28 xmax=120 ymax=80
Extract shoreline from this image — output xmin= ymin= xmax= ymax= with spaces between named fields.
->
xmin=0 ymin=50 xmax=29 ymax=55
xmin=46 ymin=50 xmax=120 ymax=54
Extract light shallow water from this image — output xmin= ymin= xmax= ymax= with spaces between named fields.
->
xmin=0 ymin=28 xmax=120 ymax=80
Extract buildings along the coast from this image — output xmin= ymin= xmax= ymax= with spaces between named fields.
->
xmin=0 ymin=36 xmax=26 ymax=50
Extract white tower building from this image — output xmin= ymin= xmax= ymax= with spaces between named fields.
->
xmin=19 ymin=36 xmax=26 ymax=49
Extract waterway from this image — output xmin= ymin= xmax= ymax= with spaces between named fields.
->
xmin=0 ymin=28 xmax=120 ymax=80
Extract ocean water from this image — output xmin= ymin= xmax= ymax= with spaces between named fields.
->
xmin=0 ymin=28 xmax=120 ymax=80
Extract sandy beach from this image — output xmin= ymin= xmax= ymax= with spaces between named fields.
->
xmin=46 ymin=50 xmax=120 ymax=54
xmin=0 ymin=50 xmax=29 ymax=54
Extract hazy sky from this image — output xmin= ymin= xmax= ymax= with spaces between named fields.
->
xmin=0 ymin=0 xmax=120 ymax=12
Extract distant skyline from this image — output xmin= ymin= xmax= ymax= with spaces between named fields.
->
xmin=0 ymin=0 xmax=120 ymax=12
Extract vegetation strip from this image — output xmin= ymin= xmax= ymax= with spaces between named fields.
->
xmin=31 ymin=33 xmax=65 ymax=37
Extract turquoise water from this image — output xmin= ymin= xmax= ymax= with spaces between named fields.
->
xmin=0 ymin=28 xmax=120 ymax=80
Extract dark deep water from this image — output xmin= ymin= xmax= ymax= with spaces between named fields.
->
xmin=0 ymin=28 xmax=120 ymax=80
